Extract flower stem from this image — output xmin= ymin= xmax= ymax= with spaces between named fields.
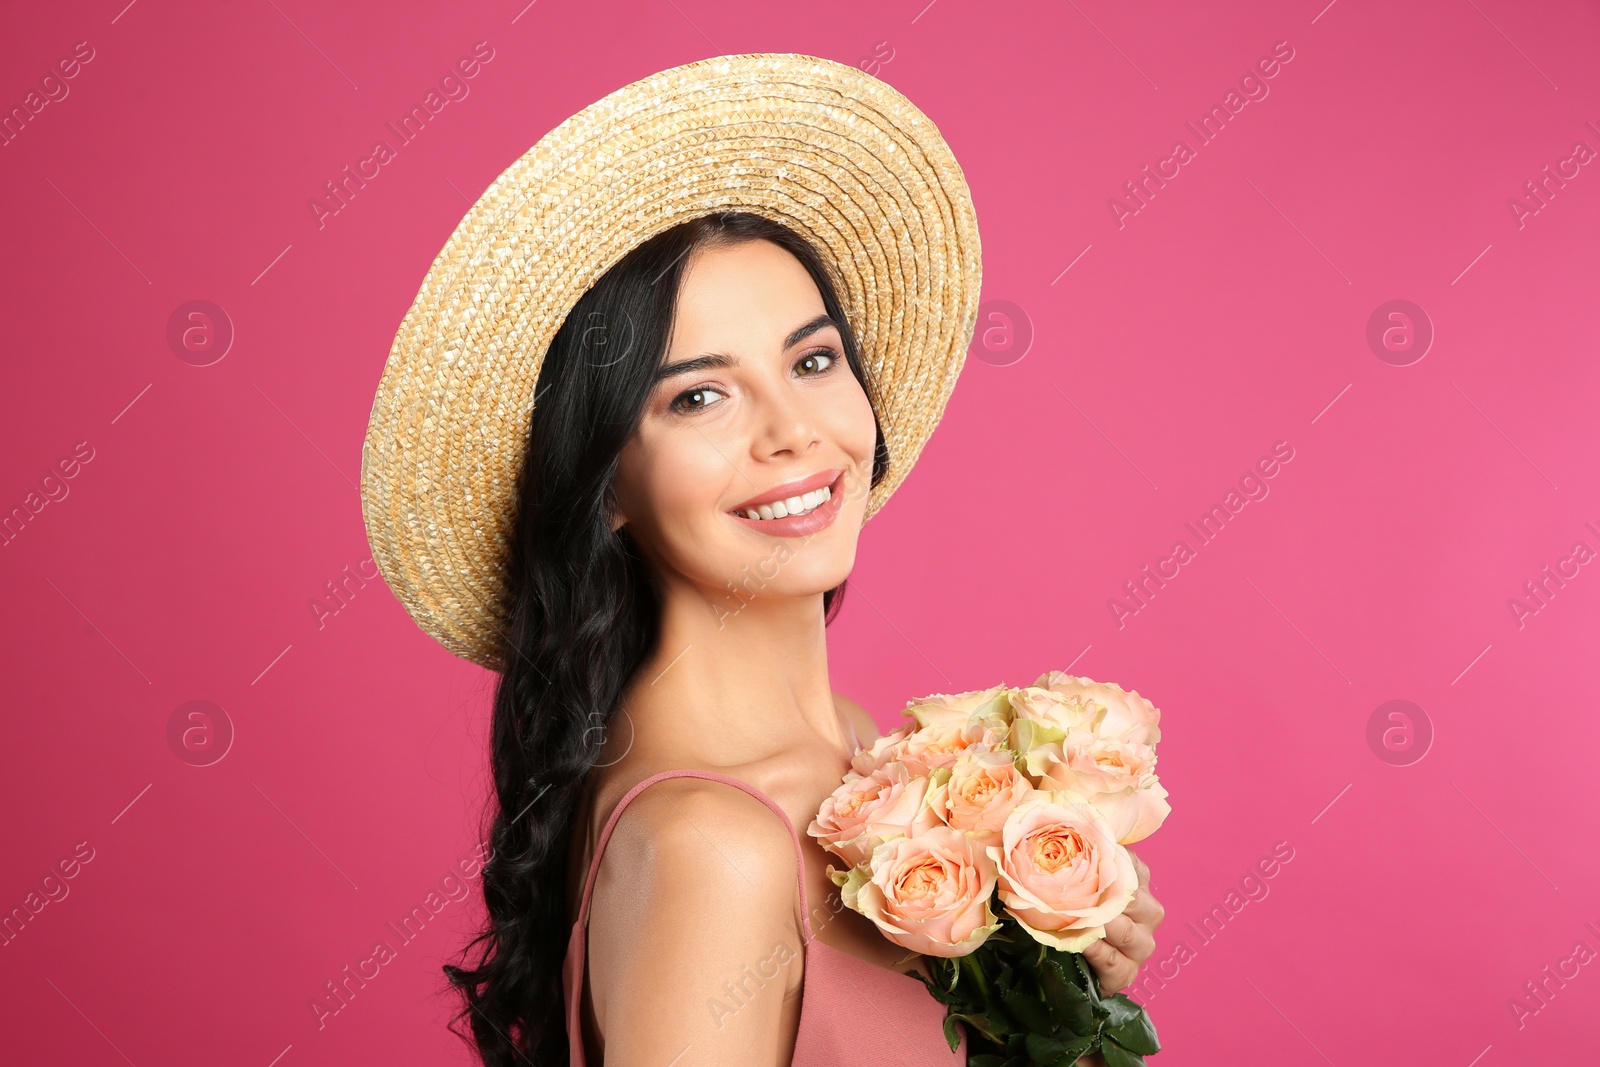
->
xmin=959 ymin=953 xmax=989 ymax=1000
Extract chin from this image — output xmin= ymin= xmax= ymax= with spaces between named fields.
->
xmin=713 ymin=527 xmax=859 ymax=605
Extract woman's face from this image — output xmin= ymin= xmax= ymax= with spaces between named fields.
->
xmin=612 ymin=238 xmax=878 ymax=614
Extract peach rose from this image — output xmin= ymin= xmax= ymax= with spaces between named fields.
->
xmin=926 ymin=747 xmax=1033 ymax=843
xmin=1032 ymin=672 xmax=1162 ymax=748
xmin=849 ymin=724 xmax=913 ymax=778
xmin=1022 ymin=728 xmax=1170 ymax=844
xmin=898 ymin=719 xmax=1010 ymax=776
xmin=833 ymin=826 xmax=1002 ymax=957
xmin=903 ymin=684 xmax=1013 ymax=731
xmin=987 ymin=794 xmax=1139 ymax=952
xmin=808 ymin=761 xmax=944 ymax=868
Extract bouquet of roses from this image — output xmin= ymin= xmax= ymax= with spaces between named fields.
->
xmin=808 ymin=671 xmax=1170 ymax=1067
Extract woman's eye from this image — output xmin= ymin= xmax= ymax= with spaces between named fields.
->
xmin=796 ymin=349 xmax=836 ymax=376
xmin=670 ymin=385 xmax=727 ymax=413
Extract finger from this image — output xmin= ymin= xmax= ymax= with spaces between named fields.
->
xmin=1102 ymin=914 xmax=1156 ymax=965
xmin=1081 ymin=938 xmax=1140 ymax=997
xmin=1127 ymin=847 xmax=1150 ymax=889
xmin=1122 ymin=886 xmax=1166 ymax=929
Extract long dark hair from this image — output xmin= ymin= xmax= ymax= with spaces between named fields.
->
xmin=441 ymin=211 xmax=892 ymax=1065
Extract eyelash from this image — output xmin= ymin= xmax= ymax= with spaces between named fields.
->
xmin=668 ymin=347 xmax=839 ymax=414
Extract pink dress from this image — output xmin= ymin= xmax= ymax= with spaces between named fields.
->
xmin=563 ymin=768 xmax=968 ymax=1065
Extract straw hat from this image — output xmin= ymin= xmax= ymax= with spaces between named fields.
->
xmin=360 ymin=52 xmax=982 ymax=670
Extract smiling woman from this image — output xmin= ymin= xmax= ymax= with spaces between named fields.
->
xmin=358 ymin=52 xmax=1155 ymax=1067
xmin=439 ymin=210 xmax=917 ymax=1065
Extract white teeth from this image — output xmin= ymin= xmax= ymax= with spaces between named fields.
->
xmin=738 ymin=484 xmax=832 ymax=521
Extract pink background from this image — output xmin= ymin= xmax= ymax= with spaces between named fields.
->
xmin=3 ymin=1 xmax=1597 ymax=1064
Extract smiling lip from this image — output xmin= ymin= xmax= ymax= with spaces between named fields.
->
xmin=729 ymin=468 xmax=843 ymax=512
xmin=727 ymin=468 xmax=848 ymax=538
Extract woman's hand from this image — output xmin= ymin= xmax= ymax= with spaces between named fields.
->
xmin=1081 ymin=848 xmax=1163 ymax=998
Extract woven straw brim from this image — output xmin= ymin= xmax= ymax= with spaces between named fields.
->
xmin=360 ymin=53 xmax=982 ymax=670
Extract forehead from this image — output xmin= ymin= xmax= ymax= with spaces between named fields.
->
xmin=668 ymin=239 xmax=829 ymax=350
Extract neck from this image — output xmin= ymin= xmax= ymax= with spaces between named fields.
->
xmin=621 ymin=575 xmax=848 ymax=767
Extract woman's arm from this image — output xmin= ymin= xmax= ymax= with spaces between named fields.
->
xmin=586 ymin=778 xmax=807 ymax=1066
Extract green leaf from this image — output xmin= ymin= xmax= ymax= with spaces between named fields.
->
xmin=1046 ymin=1031 xmax=1098 ymax=1066
xmin=931 ymin=937 xmax=1160 ymax=1067
xmin=1057 ymin=995 xmax=1100 ymax=1037
xmin=1070 ymin=952 xmax=1105 ymax=1007
xmin=949 ymin=1011 xmax=1007 ymax=1047
xmin=1040 ymin=957 xmax=1091 ymax=1004
xmin=999 ymin=983 xmax=1054 ymax=1034
xmin=1104 ymin=1006 xmax=1161 ymax=1055
xmin=1103 ymin=993 xmax=1142 ymax=1029
xmin=1025 ymin=1032 xmax=1069 ymax=1060
xmin=933 ymin=957 xmax=961 ymax=996
xmin=942 ymin=1013 xmax=962 ymax=1051
xmin=1099 ymin=1039 xmax=1146 ymax=1067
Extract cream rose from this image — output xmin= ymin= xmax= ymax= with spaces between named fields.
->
xmin=807 ymin=761 xmax=944 ymax=867
xmin=903 ymin=684 xmax=1013 ymax=731
xmin=987 ymin=793 xmax=1139 ymax=952
xmin=1032 ymin=672 xmax=1162 ymax=747
xmin=834 ymin=826 xmax=1002 ymax=957
xmin=926 ymin=746 xmax=1033 ymax=843
xmin=1022 ymin=728 xmax=1171 ymax=844
xmin=849 ymin=724 xmax=913 ymax=778
xmin=1008 ymin=685 xmax=1095 ymax=733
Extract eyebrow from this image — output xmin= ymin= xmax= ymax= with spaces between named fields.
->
xmin=654 ymin=313 xmax=840 ymax=382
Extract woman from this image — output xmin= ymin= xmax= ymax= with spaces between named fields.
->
xmin=360 ymin=56 xmax=1162 ymax=1066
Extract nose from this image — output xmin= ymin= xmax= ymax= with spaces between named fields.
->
xmin=747 ymin=373 xmax=821 ymax=460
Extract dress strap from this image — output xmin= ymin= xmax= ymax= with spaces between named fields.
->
xmin=565 ymin=769 xmax=815 ymax=1065
xmin=574 ymin=769 xmax=815 ymax=939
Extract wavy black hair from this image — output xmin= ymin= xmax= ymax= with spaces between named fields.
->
xmin=441 ymin=211 xmax=892 ymax=1065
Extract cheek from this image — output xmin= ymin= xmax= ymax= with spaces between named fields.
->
xmin=615 ymin=427 xmax=728 ymax=537
xmin=825 ymin=379 xmax=879 ymax=467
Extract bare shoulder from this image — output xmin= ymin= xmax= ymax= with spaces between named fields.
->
xmin=832 ymin=691 xmax=882 ymax=744
xmin=601 ymin=775 xmax=800 ymax=873
xmin=586 ymin=775 xmax=805 ymax=1062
